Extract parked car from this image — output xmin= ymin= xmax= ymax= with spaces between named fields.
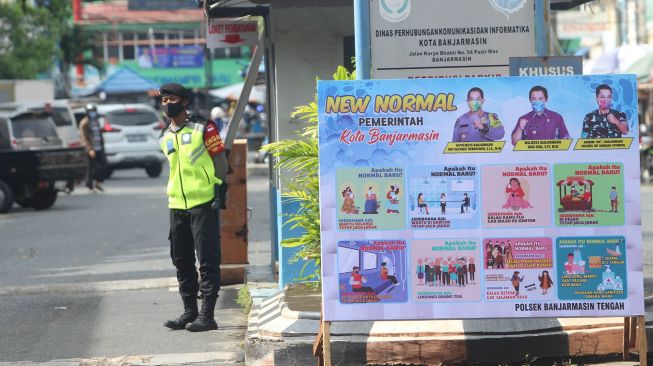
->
xmin=0 ymin=100 xmax=82 ymax=148
xmin=90 ymin=104 xmax=166 ymax=178
xmin=0 ymin=110 xmax=87 ymax=213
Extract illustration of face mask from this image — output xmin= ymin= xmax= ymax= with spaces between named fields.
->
xmin=531 ymin=100 xmax=545 ymax=113
xmin=599 ymin=100 xmax=611 ymax=110
xmin=468 ymin=100 xmax=481 ymax=112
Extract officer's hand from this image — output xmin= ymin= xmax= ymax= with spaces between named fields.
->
xmin=218 ymin=183 xmax=228 ymax=209
xmin=607 ymin=113 xmax=619 ymax=125
xmin=519 ymin=118 xmax=528 ymax=129
xmin=88 ymin=149 xmax=96 ymax=159
xmin=473 ymin=119 xmax=484 ymax=129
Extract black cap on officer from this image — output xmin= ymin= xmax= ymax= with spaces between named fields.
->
xmin=159 ymin=83 xmax=191 ymax=100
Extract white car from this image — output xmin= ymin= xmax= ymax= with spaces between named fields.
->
xmin=94 ymin=104 xmax=166 ymax=178
xmin=0 ymin=100 xmax=81 ymax=148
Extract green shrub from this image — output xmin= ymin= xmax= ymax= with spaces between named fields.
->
xmin=261 ymin=66 xmax=356 ymax=283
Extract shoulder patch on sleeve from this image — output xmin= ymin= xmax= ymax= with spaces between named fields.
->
xmin=488 ymin=113 xmax=502 ymax=127
xmin=204 ymin=120 xmax=225 ymax=157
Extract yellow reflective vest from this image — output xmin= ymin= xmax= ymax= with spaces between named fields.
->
xmin=159 ymin=121 xmax=222 ymax=209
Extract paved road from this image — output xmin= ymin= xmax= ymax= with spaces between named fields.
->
xmin=0 ymin=170 xmax=170 ymax=288
xmin=0 ymin=167 xmax=264 ymax=364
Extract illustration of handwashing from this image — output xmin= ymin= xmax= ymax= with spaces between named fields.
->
xmin=564 ymin=250 xmax=586 ymax=274
xmin=606 ymin=241 xmax=622 ymax=257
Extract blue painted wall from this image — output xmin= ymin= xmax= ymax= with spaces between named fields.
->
xmin=276 ymin=190 xmax=318 ymax=288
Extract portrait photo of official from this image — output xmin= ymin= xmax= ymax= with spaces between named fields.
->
xmin=511 ymin=85 xmax=570 ymax=146
xmin=451 ymin=87 xmax=505 ymax=143
xmin=581 ymin=84 xmax=629 ymax=139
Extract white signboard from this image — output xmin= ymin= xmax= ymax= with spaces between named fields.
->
xmin=317 ymin=75 xmax=642 ymax=321
xmin=206 ymin=18 xmax=258 ymax=49
xmin=556 ymin=11 xmax=613 ymax=38
xmin=369 ymin=0 xmax=536 ymax=78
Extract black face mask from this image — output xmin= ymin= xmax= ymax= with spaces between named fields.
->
xmin=165 ymin=101 xmax=185 ymax=118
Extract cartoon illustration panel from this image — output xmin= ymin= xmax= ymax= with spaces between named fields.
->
xmin=557 ymin=237 xmax=627 ymax=300
xmin=408 ymin=165 xmax=480 ymax=230
xmin=481 ymin=164 xmax=552 ymax=228
xmin=336 ymin=167 xmax=406 ymax=231
xmin=410 ymin=239 xmax=481 ymax=302
xmin=554 ymin=163 xmax=625 ymax=227
xmin=337 ymin=240 xmax=408 ymax=304
xmin=483 ymin=237 xmax=555 ymax=301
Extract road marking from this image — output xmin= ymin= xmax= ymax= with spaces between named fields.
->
xmin=5 ymin=351 xmax=245 ymax=365
xmin=0 ymin=277 xmax=178 ymax=296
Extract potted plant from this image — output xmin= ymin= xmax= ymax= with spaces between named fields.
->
xmin=262 ymin=66 xmax=355 ymax=285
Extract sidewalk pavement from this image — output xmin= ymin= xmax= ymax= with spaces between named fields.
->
xmin=244 ymin=288 xmax=653 ymax=366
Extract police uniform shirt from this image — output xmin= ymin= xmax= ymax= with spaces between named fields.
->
xmin=452 ymin=111 xmax=505 ymax=142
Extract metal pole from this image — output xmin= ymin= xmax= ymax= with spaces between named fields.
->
xmin=535 ymin=0 xmax=551 ymax=56
xmin=617 ymin=0 xmax=627 ymax=46
xmin=223 ymin=32 xmax=265 ymax=151
xmin=204 ymin=46 xmax=213 ymax=115
xmin=354 ymin=0 xmax=371 ymax=80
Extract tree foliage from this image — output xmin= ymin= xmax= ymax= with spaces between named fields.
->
xmin=0 ymin=0 xmax=101 ymax=94
xmin=0 ymin=1 xmax=63 ymax=79
xmin=261 ymin=66 xmax=356 ymax=283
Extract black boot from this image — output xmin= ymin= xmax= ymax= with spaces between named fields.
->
xmin=164 ymin=296 xmax=198 ymax=330
xmin=185 ymin=295 xmax=218 ymax=332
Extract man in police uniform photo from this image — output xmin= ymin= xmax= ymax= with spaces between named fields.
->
xmin=158 ymin=83 xmax=228 ymax=332
xmin=451 ymin=87 xmax=505 ymax=143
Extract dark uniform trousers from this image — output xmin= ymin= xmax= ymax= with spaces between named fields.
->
xmin=169 ymin=201 xmax=221 ymax=299
xmin=86 ymin=150 xmax=107 ymax=188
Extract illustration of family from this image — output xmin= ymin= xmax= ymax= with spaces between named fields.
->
xmin=341 ymin=185 xmax=401 ymax=215
xmin=415 ymin=192 xmax=471 ymax=215
xmin=451 ymin=84 xmax=629 ymax=144
xmin=485 ymin=240 xmax=514 ymax=269
xmin=415 ymin=256 xmax=477 ymax=287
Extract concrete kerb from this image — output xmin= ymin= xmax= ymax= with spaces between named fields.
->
xmin=245 ymin=285 xmax=653 ymax=365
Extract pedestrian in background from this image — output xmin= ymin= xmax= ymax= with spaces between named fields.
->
xmin=158 ymin=83 xmax=228 ymax=332
xmin=210 ymin=106 xmax=229 ymax=140
xmin=78 ymin=104 xmax=106 ymax=192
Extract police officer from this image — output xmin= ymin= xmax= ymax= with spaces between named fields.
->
xmin=158 ymin=83 xmax=228 ymax=332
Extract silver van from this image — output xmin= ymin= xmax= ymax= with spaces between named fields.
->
xmin=0 ymin=100 xmax=81 ymax=148
xmin=0 ymin=111 xmax=63 ymax=150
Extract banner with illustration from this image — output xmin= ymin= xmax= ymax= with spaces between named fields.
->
xmin=318 ymin=75 xmax=642 ymax=321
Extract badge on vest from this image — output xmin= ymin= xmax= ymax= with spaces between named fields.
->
xmin=181 ymin=133 xmax=192 ymax=145
xmin=166 ymin=139 xmax=176 ymax=155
